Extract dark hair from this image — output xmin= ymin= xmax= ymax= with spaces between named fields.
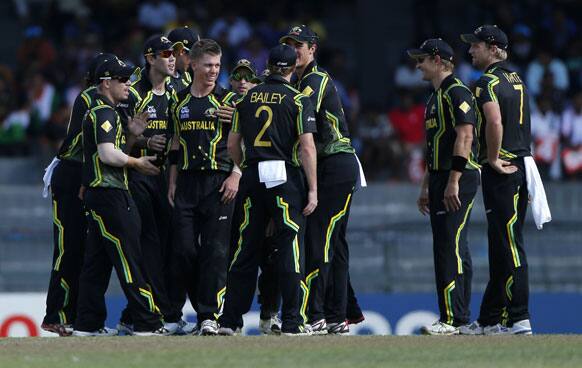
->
xmin=189 ymin=38 xmax=222 ymax=60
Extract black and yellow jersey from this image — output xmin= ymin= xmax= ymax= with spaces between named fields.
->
xmin=232 ymin=74 xmax=316 ymax=168
xmin=167 ymin=69 xmax=192 ymax=94
xmin=120 ymin=69 xmax=177 ymax=163
xmin=424 ymin=74 xmax=479 ymax=172
xmin=171 ymin=83 xmax=236 ymax=172
xmin=57 ymin=86 xmax=104 ymax=162
xmin=296 ymin=61 xmax=354 ymax=158
xmin=474 ymin=61 xmax=532 ymax=163
xmin=82 ymin=95 xmax=128 ymax=190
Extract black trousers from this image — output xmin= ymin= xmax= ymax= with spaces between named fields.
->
xmin=43 ymin=160 xmax=86 ymax=326
xmin=478 ymin=159 xmax=530 ymax=326
xmin=120 ymin=171 xmax=172 ymax=324
xmin=75 ymin=188 xmax=163 ymax=332
xmin=257 ymin=235 xmax=281 ymax=319
xmin=306 ymin=153 xmax=359 ymax=324
xmin=168 ymin=170 xmax=233 ymax=323
xmin=429 ymin=170 xmax=478 ymax=326
xmin=220 ymin=164 xmax=307 ymax=332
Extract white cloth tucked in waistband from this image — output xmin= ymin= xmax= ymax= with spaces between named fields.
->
xmin=524 ymin=156 xmax=551 ymax=230
xmin=42 ymin=157 xmax=60 ymax=198
xmin=259 ymin=160 xmax=287 ymax=188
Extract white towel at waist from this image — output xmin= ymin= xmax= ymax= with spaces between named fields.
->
xmin=42 ymin=157 xmax=60 ymax=198
xmin=354 ymin=153 xmax=367 ymax=190
xmin=524 ymin=156 xmax=551 ymax=230
xmin=258 ymin=160 xmax=287 ymax=188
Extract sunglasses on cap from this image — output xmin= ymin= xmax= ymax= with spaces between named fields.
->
xmin=173 ymin=43 xmax=190 ymax=56
xmin=145 ymin=49 xmax=175 ymax=58
xmin=231 ymin=71 xmax=256 ymax=82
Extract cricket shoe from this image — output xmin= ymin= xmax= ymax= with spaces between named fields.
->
xmin=483 ymin=323 xmax=510 ymax=335
xmin=199 ymin=319 xmax=219 ymax=336
xmin=72 ymin=327 xmax=118 ymax=337
xmin=178 ymin=319 xmax=198 ymax=334
xmin=41 ymin=323 xmax=72 ymax=337
xmin=282 ymin=325 xmax=312 ymax=336
xmin=459 ymin=321 xmax=484 ymax=335
xmin=327 ymin=320 xmax=350 ymax=335
xmin=259 ymin=314 xmax=282 ymax=335
xmin=217 ymin=326 xmax=242 ymax=336
xmin=134 ymin=327 xmax=171 ymax=336
xmin=510 ymin=319 xmax=532 ymax=335
xmin=420 ymin=321 xmax=459 ymax=335
xmin=309 ymin=319 xmax=328 ymax=335
xmin=116 ymin=322 xmax=134 ymax=336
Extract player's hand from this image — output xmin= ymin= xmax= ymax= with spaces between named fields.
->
xmin=303 ymin=190 xmax=318 ymax=216
xmin=134 ymin=155 xmax=160 ymax=176
xmin=147 ymin=134 xmax=167 ymax=152
xmin=127 ymin=111 xmax=149 ymax=137
xmin=489 ymin=158 xmax=517 ymax=175
xmin=78 ymin=185 xmax=86 ymax=201
xmin=219 ymin=171 xmax=240 ymax=204
xmin=217 ymin=104 xmax=235 ymax=124
xmin=417 ymin=189 xmax=429 ymax=216
xmin=443 ymin=180 xmax=461 ymax=212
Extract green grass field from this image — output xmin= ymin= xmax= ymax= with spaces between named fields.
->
xmin=1 ymin=335 xmax=582 ymax=368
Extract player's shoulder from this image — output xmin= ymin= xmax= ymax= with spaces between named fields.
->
xmin=445 ymin=77 xmax=473 ymax=97
xmin=90 ymin=103 xmax=117 ymax=120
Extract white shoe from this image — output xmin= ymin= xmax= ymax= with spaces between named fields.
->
xmin=259 ymin=314 xmax=282 ymax=335
xmin=134 ymin=327 xmax=171 ymax=336
xmin=459 ymin=321 xmax=484 ymax=335
xmin=72 ymin=327 xmax=118 ymax=337
xmin=199 ymin=319 xmax=219 ymax=336
xmin=163 ymin=322 xmax=181 ymax=335
xmin=281 ymin=325 xmax=312 ymax=336
xmin=420 ymin=321 xmax=459 ymax=335
xmin=483 ymin=323 xmax=510 ymax=335
xmin=116 ymin=322 xmax=134 ymax=336
xmin=327 ymin=321 xmax=350 ymax=335
xmin=178 ymin=319 xmax=197 ymax=334
xmin=511 ymin=319 xmax=532 ymax=335
xmin=309 ymin=319 xmax=328 ymax=335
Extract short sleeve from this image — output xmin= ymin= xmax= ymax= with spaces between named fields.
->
xmin=297 ymin=94 xmax=317 ymax=135
xmin=95 ymin=108 xmax=119 ymax=144
xmin=475 ymin=75 xmax=498 ymax=105
xmin=448 ymin=86 xmax=476 ymax=126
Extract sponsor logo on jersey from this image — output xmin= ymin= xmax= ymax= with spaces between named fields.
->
xmin=459 ymin=101 xmax=471 ymax=113
xmin=101 ymin=120 xmax=113 ymax=133
xmin=204 ymin=108 xmax=217 ymax=118
xmin=180 ymin=106 xmax=190 ymax=119
xmin=147 ymin=105 xmax=157 ymax=119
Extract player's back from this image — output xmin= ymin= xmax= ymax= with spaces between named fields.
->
xmin=234 ymin=74 xmax=313 ymax=168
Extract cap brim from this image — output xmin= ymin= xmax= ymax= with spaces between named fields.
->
xmin=279 ymin=35 xmax=305 ymax=44
xmin=118 ymin=65 xmax=138 ymax=78
xmin=230 ymin=65 xmax=256 ymax=78
xmin=406 ymin=49 xmax=429 ymax=58
xmin=460 ymin=34 xmax=481 ymax=44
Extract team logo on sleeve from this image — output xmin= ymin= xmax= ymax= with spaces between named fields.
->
xmin=101 ymin=120 xmax=113 ymax=132
xmin=147 ymin=105 xmax=157 ymax=118
xmin=180 ymin=106 xmax=190 ymax=119
xmin=204 ymin=108 xmax=217 ymax=118
xmin=459 ymin=101 xmax=471 ymax=113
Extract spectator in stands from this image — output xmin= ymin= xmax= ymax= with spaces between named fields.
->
xmin=16 ymin=26 xmax=57 ymax=72
xmin=561 ymin=92 xmax=582 ymax=180
xmin=540 ymin=7 xmax=578 ymax=56
xmin=509 ymin=24 xmax=533 ymax=75
xmin=394 ymin=55 xmax=427 ymax=93
xmin=237 ymin=36 xmax=268 ymax=77
xmin=565 ymin=39 xmax=582 ymax=92
xmin=26 ymin=70 xmax=59 ymax=138
xmin=0 ymin=92 xmax=30 ymax=156
xmin=388 ymin=91 xmax=426 ymax=182
xmin=526 ymin=47 xmax=569 ymax=97
xmin=208 ymin=10 xmax=252 ymax=48
xmin=138 ymin=0 xmax=177 ymax=32
xmin=530 ymin=96 xmax=562 ymax=180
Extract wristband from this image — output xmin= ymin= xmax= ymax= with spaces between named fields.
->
xmin=232 ymin=165 xmax=242 ymax=175
xmin=168 ymin=150 xmax=179 ymax=165
xmin=451 ymin=155 xmax=468 ymax=172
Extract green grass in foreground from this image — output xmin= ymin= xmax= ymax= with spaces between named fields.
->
xmin=1 ymin=335 xmax=582 ymax=368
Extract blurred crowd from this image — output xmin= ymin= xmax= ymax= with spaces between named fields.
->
xmin=0 ymin=0 xmax=580 ymax=182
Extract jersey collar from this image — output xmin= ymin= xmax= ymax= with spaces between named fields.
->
xmin=437 ymin=73 xmax=456 ymax=91
xmin=266 ymin=74 xmax=290 ymax=84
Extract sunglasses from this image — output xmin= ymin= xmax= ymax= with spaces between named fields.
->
xmin=157 ymin=49 xmax=175 ymax=58
xmin=231 ymin=71 xmax=255 ymax=82
xmin=113 ymin=76 xmax=131 ymax=83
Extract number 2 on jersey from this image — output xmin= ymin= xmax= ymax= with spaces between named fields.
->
xmin=513 ymin=84 xmax=524 ymax=125
xmin=254 ymin=105 xmax=273 ymax=147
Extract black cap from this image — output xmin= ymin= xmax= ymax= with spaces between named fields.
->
xmin=231 ymin=59 xmax=257 ymax=77
xmin=167 ymin=26 xmax=200 ymax=50
xmin=95 ymin=58 xmax=136 ymax=81
xmin=461 ymin=25 xmax=509 ymax=49
xmin=407 ymin=38 xmax=454 ymax=62
xmin=143 ymin=35 xmax=173 ymax=55
xmin=268 ymin=44 xmax=297 ymax=67
xmin=279 ymin=25 xmax=319 ymax=44
xmin=86 ymin=53 xmax=117 ymax=84
xmin=252 ymin=69 xmax=270 ymax=83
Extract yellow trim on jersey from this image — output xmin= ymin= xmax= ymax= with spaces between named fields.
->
xmin=433 ymin=90 xmax=446 ymax=170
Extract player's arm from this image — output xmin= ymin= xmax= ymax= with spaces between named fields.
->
xmin=220 ymin=103 xmax=242 ymax=204
xmin=297 ymin=95 xmax=318 ymax=216
xmin=417 ymin=167 xmax=429 ymax=216
xmin=483 ymin=101 xmax=516 ymax=174
xmin=444 ymin=87 xmax=476 ymax=212
xmin=167 ymin=101 xmax=181 ymax=207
